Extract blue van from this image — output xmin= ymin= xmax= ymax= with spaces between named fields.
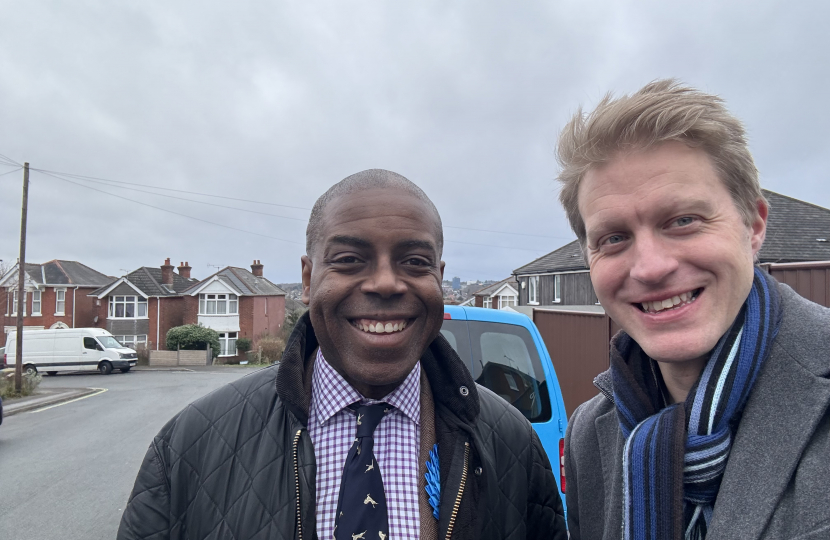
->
xmin=441 ymin=305 xmax=568 ymax=508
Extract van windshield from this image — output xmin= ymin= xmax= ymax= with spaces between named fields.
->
xmin=97 ymin=336 xmax=124 ymax=349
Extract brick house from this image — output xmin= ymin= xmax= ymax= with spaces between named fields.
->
xmin=513 ymin=189 xmax=830 ymax=308
xmin=0 ymin=260 xmax=113 ymax=336
xmin=471 ymin=277 xmax=520 ymax=309
xmin=89 ymin=259 xmax=197 ymax=350
xmin=181 ymin=261 xmax=286 ymax=358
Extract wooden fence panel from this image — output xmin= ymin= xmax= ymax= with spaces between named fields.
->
xmin=533 ymin=310 xmax=613 ymax=417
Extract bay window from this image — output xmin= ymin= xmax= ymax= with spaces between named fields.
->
xmin=218 ymin=332 xmax=238 ymax=356
xmin=109 ymin=296 xmax=148 ymax=318
xmin=199 ymin=294 xmax=238 ymax=315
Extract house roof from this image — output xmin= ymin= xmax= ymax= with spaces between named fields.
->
xmin=0 ymin=260 xmax=113 ymax=287
xmin=184 ymin=267 xmax=286 ymax=297
xmin=474 ymin=277 xmax=517 ymax=297
xmin=758 ymin=190 xmax=830 ymax=263
xmin=513 ymin=190 xmax=830 ymax=274
xmin=513 ymin=241 xmax=586 ymax=275
xmin=90 ymin=267 xmax=196 ymax=297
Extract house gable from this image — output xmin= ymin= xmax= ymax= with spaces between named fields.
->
xmin=93 ymin=277 xmax=149 ymax=299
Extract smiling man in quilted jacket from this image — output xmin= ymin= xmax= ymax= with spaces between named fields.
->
xmin=117 ymin=169 xmax=567 ymax=540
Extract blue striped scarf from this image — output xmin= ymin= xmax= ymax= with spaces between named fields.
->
xmin=611 ymin=267 xmax=782 ymax=540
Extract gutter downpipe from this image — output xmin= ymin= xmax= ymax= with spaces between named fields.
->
xmin=156 ymin=297 xmax=160 ymax=350
xmin=72 ymin=287 xmax=77 ymax=328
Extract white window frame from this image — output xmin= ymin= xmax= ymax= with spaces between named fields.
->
xmin=108 ymin=295 xmax=149 ymax=319
xmin=528 ymin=276 xmax=539 ymax=305
xmin=31 ymin=290 xmax=42 ymax=316
xmin=218 ymin=332 xmax=238 ymax=356
xmin=483 ymin=297 xmax=492 ymax=309
xmin=55 ymin=288 xmax=66 ymax=315
xmin=114 ymin=335 xmax=148 ymax=347
xmin=9 ymin=289 xmax=26 ymax=316
xmin=553 ymin=274 xmax=561 ymax=303
xmin=499 ymin=294 xmax=517 ymax=309
xmin=199 ymin=293 xmax=238 ymax=315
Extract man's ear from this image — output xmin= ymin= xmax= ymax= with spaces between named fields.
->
xmin=750 ymin=198 xmax=769 ymax=255
xmin=301 ymin=255 xmax=312 ymax=305
xmin=439 ymin=260 xmax=445 ymax=280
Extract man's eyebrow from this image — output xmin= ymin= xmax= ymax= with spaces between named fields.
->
xmin=396 ymin=239 xmax=437 ymax=252
xmin=327 ymin=235 xmax=372 ymax=248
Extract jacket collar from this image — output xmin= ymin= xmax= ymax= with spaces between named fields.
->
xmin=277 ymin=311 xmax=480 ymax=428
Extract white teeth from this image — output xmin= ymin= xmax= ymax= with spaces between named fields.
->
xmin=356 ymin=320 xmax=408 ymax=334
xmin=641 ymin=290 xmax=698 ymax=314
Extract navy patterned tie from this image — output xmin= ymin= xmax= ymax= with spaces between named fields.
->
xmin=334 ymin=403 xmax=391 ymax=540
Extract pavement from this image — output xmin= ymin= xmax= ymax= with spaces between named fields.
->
xmin=0 ymin=366 xmax=257 ymax=540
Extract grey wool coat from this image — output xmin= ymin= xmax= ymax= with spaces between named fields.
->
xmin=564 ymin=284 xmax=830 ymax=540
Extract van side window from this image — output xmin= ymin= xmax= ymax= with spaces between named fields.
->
xmin=83 ymin=337 xmax=98 ymax=350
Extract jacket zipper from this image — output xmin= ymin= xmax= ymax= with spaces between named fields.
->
xmin=293 ymin=429 xmax=303 ymax=540
xmin=445 ymin=442 xmax=470 ymax=540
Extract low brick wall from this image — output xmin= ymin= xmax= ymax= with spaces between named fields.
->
xmin=149 ymin=349 xmax=211 ymax=366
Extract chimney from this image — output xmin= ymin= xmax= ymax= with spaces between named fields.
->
xmin=177 ymin=261 xmax=192 ymax=279
xmin=161 ymin=258 xmax=175 ymax=286
xmin=251 ymin=259 xmax=264 ymax=277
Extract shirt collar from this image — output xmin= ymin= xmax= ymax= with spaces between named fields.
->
xmin=311 ymin=348 xmax=421 ymax=426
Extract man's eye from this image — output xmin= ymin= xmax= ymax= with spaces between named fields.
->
xmin=333 ymin=256 xmax=361 ymax=264
xmin=673 ymin=216 xmax=696 ymax=227
xmin=403 ymin=258 xmax=430 ymax=266
xmin=604 ymin=235 xmax=625 ymax=245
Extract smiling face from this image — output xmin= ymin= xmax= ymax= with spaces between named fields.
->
xmin=579 ymin=141 xmax=767 ymax=366
xmin=301 ymin=187 xmax=445 ymax=398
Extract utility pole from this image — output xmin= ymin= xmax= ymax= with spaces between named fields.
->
xmin=14 ymin=163 xmax=29 ymax=393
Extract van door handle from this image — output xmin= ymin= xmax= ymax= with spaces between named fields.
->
xmin=83 ymin=351 xmax=87 ymax=354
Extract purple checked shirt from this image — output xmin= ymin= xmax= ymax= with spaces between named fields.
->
xmin=308 ymin=349 xmax=421 ymax=540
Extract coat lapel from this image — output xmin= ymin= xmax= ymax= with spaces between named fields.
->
xmin=708 ymin=288 xmax=830 ymax=539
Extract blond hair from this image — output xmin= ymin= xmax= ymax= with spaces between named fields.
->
xmin=557 ymin=79 xmax=763 ymax=245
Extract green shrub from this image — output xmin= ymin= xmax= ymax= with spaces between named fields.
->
xmin=0 ymin=369 xmax=42 ymax=399
xmin=166 ymin=325 xmax=221 ymax=357
xmin=235 ymin=337 xmax=252 ymax=354
xmin=280 ymin=308 xmax=306 ymax=341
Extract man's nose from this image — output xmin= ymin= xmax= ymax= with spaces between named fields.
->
xmin=628 ymin=233 xmax=678 ymax=284
xmin=361 ymin=259 xmax=407 ymax=298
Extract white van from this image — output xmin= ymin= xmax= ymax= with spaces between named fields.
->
xmin=4 ymin=328 xmax=137 ymax=376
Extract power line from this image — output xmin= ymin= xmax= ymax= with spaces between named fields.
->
xmin=31 ymin=167 xmax=311 ymax=212
xmin=39 ymin=169 xmax=308 ymax=223
xmin=0 ymin=167 xmax=22 ymax=178
xmin=29 ymin=166 xmax=569 ymax=240
xmin=34 ymin=170 xmax=306 ymax=247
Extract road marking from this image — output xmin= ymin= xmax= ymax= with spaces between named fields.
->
xmin=30 ymin=388 xmax=108 ymax=413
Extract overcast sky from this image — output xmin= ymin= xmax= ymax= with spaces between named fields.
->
xmin=1 ymin=1 xmax=828 ymax=285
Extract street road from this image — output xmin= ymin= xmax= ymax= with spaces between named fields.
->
xmin=0 ymin=367 xmax=257 ymax=540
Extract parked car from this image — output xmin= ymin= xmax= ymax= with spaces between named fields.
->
xmin=441 ymin=305 xmax=568 ymax=509
xmin=4 ymin=328 xmax=137 ymax=376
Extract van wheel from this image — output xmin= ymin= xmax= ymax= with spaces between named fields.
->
xmin=24 ymin=364 xmax=37 ymax=376
xmin=47 ymin=371 xmax=58 ymax=376
xmin=98 ymin=361 xmax=113 ymax=375
xmin=119 ymin=367 xmax=130 ymax=373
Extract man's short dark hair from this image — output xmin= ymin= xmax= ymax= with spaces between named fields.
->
xmin=306 ymin=169 xmax=443 ymax=256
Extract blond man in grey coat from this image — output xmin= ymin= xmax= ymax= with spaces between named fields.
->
xmin=558 ymin=80 xmax=830 ymax=540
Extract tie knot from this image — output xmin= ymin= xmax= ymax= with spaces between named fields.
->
xmin=353 ymin=403 xmax=391 ymax=438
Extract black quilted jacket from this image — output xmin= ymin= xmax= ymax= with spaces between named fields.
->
xmin=117 ymin=313 xmax=566 ymax=540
